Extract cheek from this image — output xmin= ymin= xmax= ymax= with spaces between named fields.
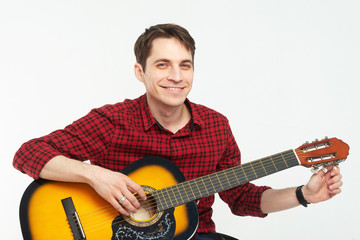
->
xmin=148 ymin=72 xmax=166 ymax=84
xmin=143 ymin=73 xmax=161 ymax=90
xmin=185 ymin=72 xmax=194 ymax=84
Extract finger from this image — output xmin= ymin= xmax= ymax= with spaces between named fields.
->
xmin=328 ymin=174 xmax=342 ymax=186
xmin=331 ymin=166 xmax=341 ymax=176
xmin=109 ymin=197 xmax=129 ymax=216
xmin=329 ymin=179 xmax=343 ymax=191
xmin=127 ymin=181 xmax=147 ymax=201
xmin=118 ymin=194 xmax=139 ymax=213
xmin=329 ymin=187 xmax=342 ymax=196
xmin=316 ymin=168 xmax=326 ymax=177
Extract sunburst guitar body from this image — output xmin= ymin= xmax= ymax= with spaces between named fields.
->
xmin=20 ymin=157 xmax=198 ymax=240
xmin=19 ymin=137 xmax=350 ymax=240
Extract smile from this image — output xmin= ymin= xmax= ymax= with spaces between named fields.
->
xmin=163 ymin=87 xmax=184 ymax=91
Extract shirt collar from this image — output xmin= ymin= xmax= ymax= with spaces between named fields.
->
xmin=186 ymin=99 xmax=204 ymax=131
xmin=140 ymin=94 xmax=204 ymax=132
xmin=140 ymin=94 xmax=157 ymax=131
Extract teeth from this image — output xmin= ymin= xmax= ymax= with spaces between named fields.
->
xmin=168 ymin=87 xmax=181 ymax=90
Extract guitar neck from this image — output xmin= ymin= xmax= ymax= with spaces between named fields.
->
xmin=154 ymin=149 xmax=300 ymax=212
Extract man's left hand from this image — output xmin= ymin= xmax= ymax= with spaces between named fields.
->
xmin=302 ymin=165 xmax=343 ymax=204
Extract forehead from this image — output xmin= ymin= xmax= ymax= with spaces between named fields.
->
xmin=147 ymin=37 xmax=192 ymax=62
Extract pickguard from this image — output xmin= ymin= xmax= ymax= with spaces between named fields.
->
xmin=111 ymin=208 xmax=176 ymax=240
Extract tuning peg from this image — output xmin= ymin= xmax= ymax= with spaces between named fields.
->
xmin=312 ymin=138 xmax=319 ymax=143
xmin=322 ymin=163 xmax=331 ymax=173
xmin=322 ymin=136 xmax=329 ymax=140
xmin=331 ymin=161 xmax=341 ymax=169
xmin=311 ymin=165 xmax=320 ymax=173
xmin=303 ymin=141 xmax=310 ymax=145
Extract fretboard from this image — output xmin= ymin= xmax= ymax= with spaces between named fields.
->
xmin=153 ymin=149 xmax=299 ymax=212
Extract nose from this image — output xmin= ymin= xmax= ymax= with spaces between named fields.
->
xmin=168 ymin=66 xmax=182 ymax=82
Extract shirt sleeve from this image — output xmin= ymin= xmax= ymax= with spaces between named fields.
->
xmin=13 ymin=107 xmax=114 ymax=179
xmin=217 ymin=122 xmax=271 ymax=217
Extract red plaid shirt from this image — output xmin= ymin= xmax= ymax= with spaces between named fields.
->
xmin=14 ymin=94 xmax=269 ymax=233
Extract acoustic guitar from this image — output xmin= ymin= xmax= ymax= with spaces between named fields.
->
xmin=19 ymin=137 xmax=349 ymax=240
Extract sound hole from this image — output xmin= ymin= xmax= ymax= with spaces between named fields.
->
xmin=129 ymin=193 xmax=156 ymax=221
xmin=123 ymin=185 xmax=163 ymax=227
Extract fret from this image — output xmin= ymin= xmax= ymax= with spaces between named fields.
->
xmin=181 ymin=181 xmax=190 ymax=203
xmin=163 ymin=187 xmax=175 ymax=207
xmin=161 ymin=188 xmax=169 ymax=210
xmin=225 ymin=168 xmax=238 ymax=188
xmin=204 ymin=175 xmax=216 ymax=194
xmin=233 ymin=166 xmax=248 ymax=184
xmin=156 ymin=188 xmax=169 ymax=211
xmin=232 ymin=168 xmax=240 ymax=185
xmin=266 ymin=156 xmax=278 ymax=174
xmin=205 ymin=172 xmax=218 ymax=193
xmin=200 ymin=177 xmax=210 ymax=196
xmin=174 ymin=185 xmax=184 ymax=206
xmin=239 ymin=165 xmax=248 ymax=182
xmin=186 ymin=181 xmax=196 ymax=200
xmin=214 ymin=172 xmax=224 ymax=191
xmin=242 ymin=163 xmax=257 ymax=182
xmin=280 ymin=152 xmax=289 ymax=168
xmin=251 ymin=161 xmax=266 ymax=178
xmin=269 ymin=155 xmax=278 ymax=172
xmin=285 ymin=150 xmax=300 ymax=167
xmin=193 ymin=179 xmax=202 ymax=199
xmin=152 ymin=192 xmax=163 ymax=212
xmin=185 ymin=179 xmax=201 ymax=200
xmin=216 ymin=171 xmax=228 ymax=191
xmin=272 ymin=153 xmax=288 ymax=171
xmin=259 ymin=159 xmax=268 ymax=175
xmin=249 ymin=163 xmax=258 ymax=178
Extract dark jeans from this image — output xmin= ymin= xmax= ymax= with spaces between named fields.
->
xmin=196 ymin=232 xmax=239 ymax=240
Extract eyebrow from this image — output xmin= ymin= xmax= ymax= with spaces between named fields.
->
xmin=153 ymin=58 xmax=193 ymax=65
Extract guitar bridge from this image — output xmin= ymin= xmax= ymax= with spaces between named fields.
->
xmin=61 ymin=197 xmax=86 ymax=240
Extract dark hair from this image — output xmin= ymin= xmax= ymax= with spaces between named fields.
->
xmin=134 ymin=23 xmax=196 ymax=71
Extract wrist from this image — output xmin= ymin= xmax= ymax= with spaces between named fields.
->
xmin=84 ymin=164 xmax=101 ymax=187
xmin=302 ymin=185 xmax=313 ymax=204
xmin=296 ymin=185 xmax=311 ymax=207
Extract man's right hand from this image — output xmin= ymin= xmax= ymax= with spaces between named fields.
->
xmin=87 ymin=165 xmax=147 ymax=216
xmin=39 ymin=155 xmax=147 ymax=216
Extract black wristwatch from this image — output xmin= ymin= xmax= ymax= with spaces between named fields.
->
xmin=296 ymin=185 xmax=310 ymax=207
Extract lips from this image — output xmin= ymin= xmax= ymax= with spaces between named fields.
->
xmin=162 ymin=86 xmax=185 ymax=91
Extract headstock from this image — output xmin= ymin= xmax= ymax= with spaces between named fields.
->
xmin=295 ymin=137 xmax=349 ymax=172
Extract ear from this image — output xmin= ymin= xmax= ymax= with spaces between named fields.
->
xmin=134 ymin=63 xmax=145 ymax=82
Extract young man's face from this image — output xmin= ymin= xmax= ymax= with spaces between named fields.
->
xmin=135 ymin=37 xmax=194 ymax=111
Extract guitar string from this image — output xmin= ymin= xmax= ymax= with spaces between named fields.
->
xmin=104 ymin=148 xmax=337 ymax=216
xmin=79 ymin=149 xmax=317 ymax=222
xmin=153 ymin=150 xmax=299 ymax=208
xmin=77 ymin=149 xmax=339 ymax=234
xmin=79 ymin=152 xmax=295 ymax=233
xmin=81 ymin=150 xmax=296 ymax=221
xmin=80 ymin=148 xmax=324 ymax=219
xmin=79 ymin=151 xmax=288 ymax=224
xmin=81 ymin=152 xmax=338 ymax=234
xmin=80 ymin=148 xmax=331 ymax=224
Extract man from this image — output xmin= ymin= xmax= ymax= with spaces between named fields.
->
xmin=13 ymin=24 xmax=342 ymax=240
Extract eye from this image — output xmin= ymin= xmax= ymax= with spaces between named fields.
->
xmin=157 ymin=63 xmax=168 ymax=69
xmin=181 ymin=63 xmax=192 ymax=70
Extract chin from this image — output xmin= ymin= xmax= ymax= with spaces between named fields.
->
xmin=161 ymin=98 xmax=187 ymax=108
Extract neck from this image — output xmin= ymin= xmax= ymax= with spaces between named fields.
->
xmin=147 ymin=98 xmax=191 ymax=134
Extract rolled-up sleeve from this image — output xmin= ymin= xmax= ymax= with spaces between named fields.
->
xmin=13 ymin=107 xmax=114 ymax=179
xmin=217 ymin=123 xmax=271 ymax=217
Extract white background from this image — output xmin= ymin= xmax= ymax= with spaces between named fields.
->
xmin=1 ymin=1 xmax=359 ymax=239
